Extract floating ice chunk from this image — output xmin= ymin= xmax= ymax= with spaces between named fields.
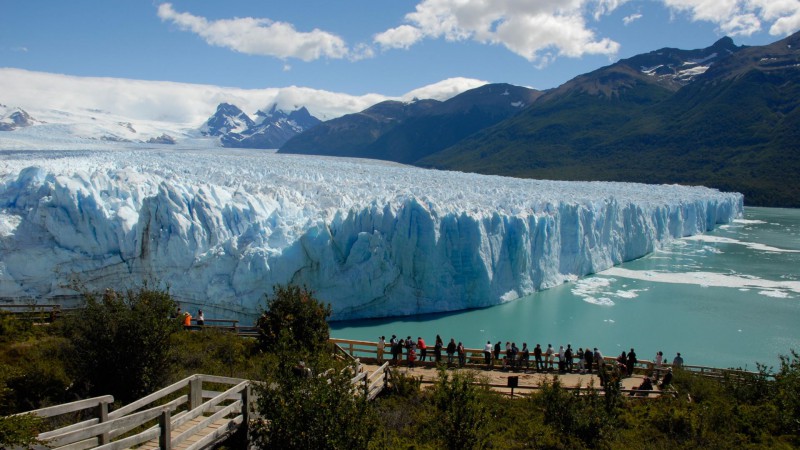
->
xmin=683 ymin=235 xmax=800 ymax=253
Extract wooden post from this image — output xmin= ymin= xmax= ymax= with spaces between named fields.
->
xmin=241 ymin=384 xmax=250 ymax=439
xmin=159 ymin=409 xmax=172 ymax=450
xmin=96 ymin=400 xmax=109 ymax=445
xmin=190 ymin=377 xmax=203 ymax=410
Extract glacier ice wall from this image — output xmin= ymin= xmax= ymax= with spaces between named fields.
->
xmin=0 ymin=149 xmax=743 ymax=320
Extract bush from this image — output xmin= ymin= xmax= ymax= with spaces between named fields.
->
xmin=430 ymin=368 xmax=489 ymax=450
xmin=255 ymin=285 xmax=331 ymax=357
xmin=0 ymin=414 xmax=43 ymax=450
xmin=251 ymin=362 xmax=377 ymax=449
xmin=170 ymin=328 xmax=253 ymax=379
xmin=63 ymin=287 xmax=179 ymax=403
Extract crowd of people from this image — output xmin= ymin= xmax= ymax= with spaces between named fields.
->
xmin=376 ymin=335 xmax=682 ymax=388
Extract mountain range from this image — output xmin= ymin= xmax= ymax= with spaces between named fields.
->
xmin=279 ymin=83 xmax=542 ymax=164
xmin=279 ymin=33 xmax=800 ymax=207
xmin=201 ymin=103 xmax=321 ymax=149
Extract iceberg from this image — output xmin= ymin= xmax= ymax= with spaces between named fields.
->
xmin=0 ymin=148 xmax=742 ymax=320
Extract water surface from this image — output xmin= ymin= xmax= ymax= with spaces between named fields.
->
xmin=332 ymin=207 xmax=800 ymax=370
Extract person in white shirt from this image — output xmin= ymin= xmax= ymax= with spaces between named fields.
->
xmin=483 ymin=341 xmax=493 ymax=368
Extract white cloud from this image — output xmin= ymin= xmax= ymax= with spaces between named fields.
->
xmin=623 ymin=13 xmax=643 ymax=25
xmin=374 ymin=25 xmax=425 ymax=50
xmin=0 ymin=69 xmax=485 ymax=125
xmin=372 ymin=0 xmax=624 ymax=65
xmin=401 ymin=77 xmax=489 ymax=101
xmin=157 ymin=3 xmax=350 ymax=61
xmin=661 ymin=0 xmax=800 ymax=36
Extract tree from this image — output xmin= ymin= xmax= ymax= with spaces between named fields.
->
xmin=430 ymin=368 xmax=489 ymax=450
xmin=255 ymin=285 xmax=332 ymax=357
xmin=251 ymin=363 xmax=377 ymax=450
xmin=64 ymin=287 xmax=179 ymax=403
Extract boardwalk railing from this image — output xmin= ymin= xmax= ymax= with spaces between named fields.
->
xmin=328 ymin=338 xmax=771 ymax=380
xmin=13 ymin=360 xmax=386 ymax=450
xmin=18 ymin=374 xmax=249 ymax=450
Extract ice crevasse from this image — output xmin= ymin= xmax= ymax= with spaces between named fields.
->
xmin=0 ymin=149 xmax=743 ymax=320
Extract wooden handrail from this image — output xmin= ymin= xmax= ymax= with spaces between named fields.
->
xmin=19 ymin=395 xmax=113 ymax=419
xmin=328 ymin=338 xmax=774 ymax=379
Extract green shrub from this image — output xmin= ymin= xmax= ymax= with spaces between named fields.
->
xmin=429 ymin=368 xmax=489 ymax=450
xmin=251 ymin=362 xmax=377 ymax=449
xmin=255 ymin=285 xmax=331 ymax=357
xmin=0 ymin=414 xmax=44 ymax=450
xmin=63 ymin=287 xmax=179 ymax=403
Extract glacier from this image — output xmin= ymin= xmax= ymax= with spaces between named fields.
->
xmin=0 ymin=146 xmax=743 ymax=320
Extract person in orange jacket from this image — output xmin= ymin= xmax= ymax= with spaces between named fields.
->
xmin=183 ymin=311 xmax=192 ymax=329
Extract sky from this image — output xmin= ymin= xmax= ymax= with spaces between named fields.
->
xmin=1 ymin=1 xmax=799 ymax=121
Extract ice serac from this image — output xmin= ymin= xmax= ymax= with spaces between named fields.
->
xmin=0 ymin=149 xmax=743 ymax=320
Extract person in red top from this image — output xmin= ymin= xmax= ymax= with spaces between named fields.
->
xmin=417 ymin=337 xmax=427 ymax=362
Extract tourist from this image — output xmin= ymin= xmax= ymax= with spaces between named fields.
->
xmin=630 ymin=376 xmax=653 ymax=397
xmin=391 ymin=335 xmax=401 ymax=366
xmin=521 ymin=343 xmax=530 ymax=372
xmin=546 ymin=344 xmax=555 ymax=371
xmin=557 ymin=345 xmax=565 ymax=373
xmin=405 ymin=336 xmax=414 ymax=363
xmin=585 ymin=347 xmax=594 ymax=374
xmin=660 ymin=367 xmax=674 ymax=388
xmin=446 ymin=338 xmax=457 ymax=366
xmin=494 ymin=341 xmax=501 ymax=362
xmin=533 ymin=344 xmax=543 ymax=371
xmin=509 ymin=342 xmax=519 ymax=371
xmin=627 ymin=348 xmax=637 ymax=376
xmin=577 ymin=347 xmax=585 ymax=373
xmin=504 ymin=342 xmax=511 ymax=369
xmin=377 ymin=336 xmax=385 ymax=364
xmin=594 ymin=348 xmax=604 ymax=372
xmin=617 ymin=351 xmax=628 ymax=376
xmin=417 ymin=337 xmax=427 ymax=362
xmin=183 ymin=311 xmax=192 ymax=329
xmin=457 ymin=341 xmax=466 ymax=367
xmin=434 ymin=335 xmax=443 ymax=363
xmin=655 ymin=350 xmax=664 ymax=368
xmin=408 ymin=345 xmax=417 ymax=369
xmin=672 ymin=352 xmax=684 ymax=367
xmin=564 ymin=345 xmax=574 ymax=373
xmin=196 ymin=309 xmax=205 ymax=326
xmin=483 ymin=341 xmax=493 ymax=368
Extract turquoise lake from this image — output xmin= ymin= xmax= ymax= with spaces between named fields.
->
xmin=331 ymin=207 xmax=800 ymax=370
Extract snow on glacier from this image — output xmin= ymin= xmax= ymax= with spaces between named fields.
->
xmin=0 ymin=147 xmax=743 ymax=320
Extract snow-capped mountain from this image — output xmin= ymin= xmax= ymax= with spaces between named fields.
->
xmin=0 ymin=146 xmax=742 ymax=321
xmin=201 ymin=103 xmax=321 ymax=149
xmin=200 ymin=103 xmax=255 ymax=137
xmin=0 ymin=106 xmax=39 ymax=131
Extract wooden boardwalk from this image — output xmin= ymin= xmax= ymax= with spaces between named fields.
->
xmin=18 ymin=374 xmax=251 ymax=450
xmin=14 ymin=361 xmax=390 ymax=450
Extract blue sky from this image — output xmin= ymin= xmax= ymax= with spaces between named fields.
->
xmin=1 ymin=0 xmax=799 ymax=97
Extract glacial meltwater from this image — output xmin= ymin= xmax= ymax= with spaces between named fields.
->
xmin=331 ymin=207 xmax=800 ymax=370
